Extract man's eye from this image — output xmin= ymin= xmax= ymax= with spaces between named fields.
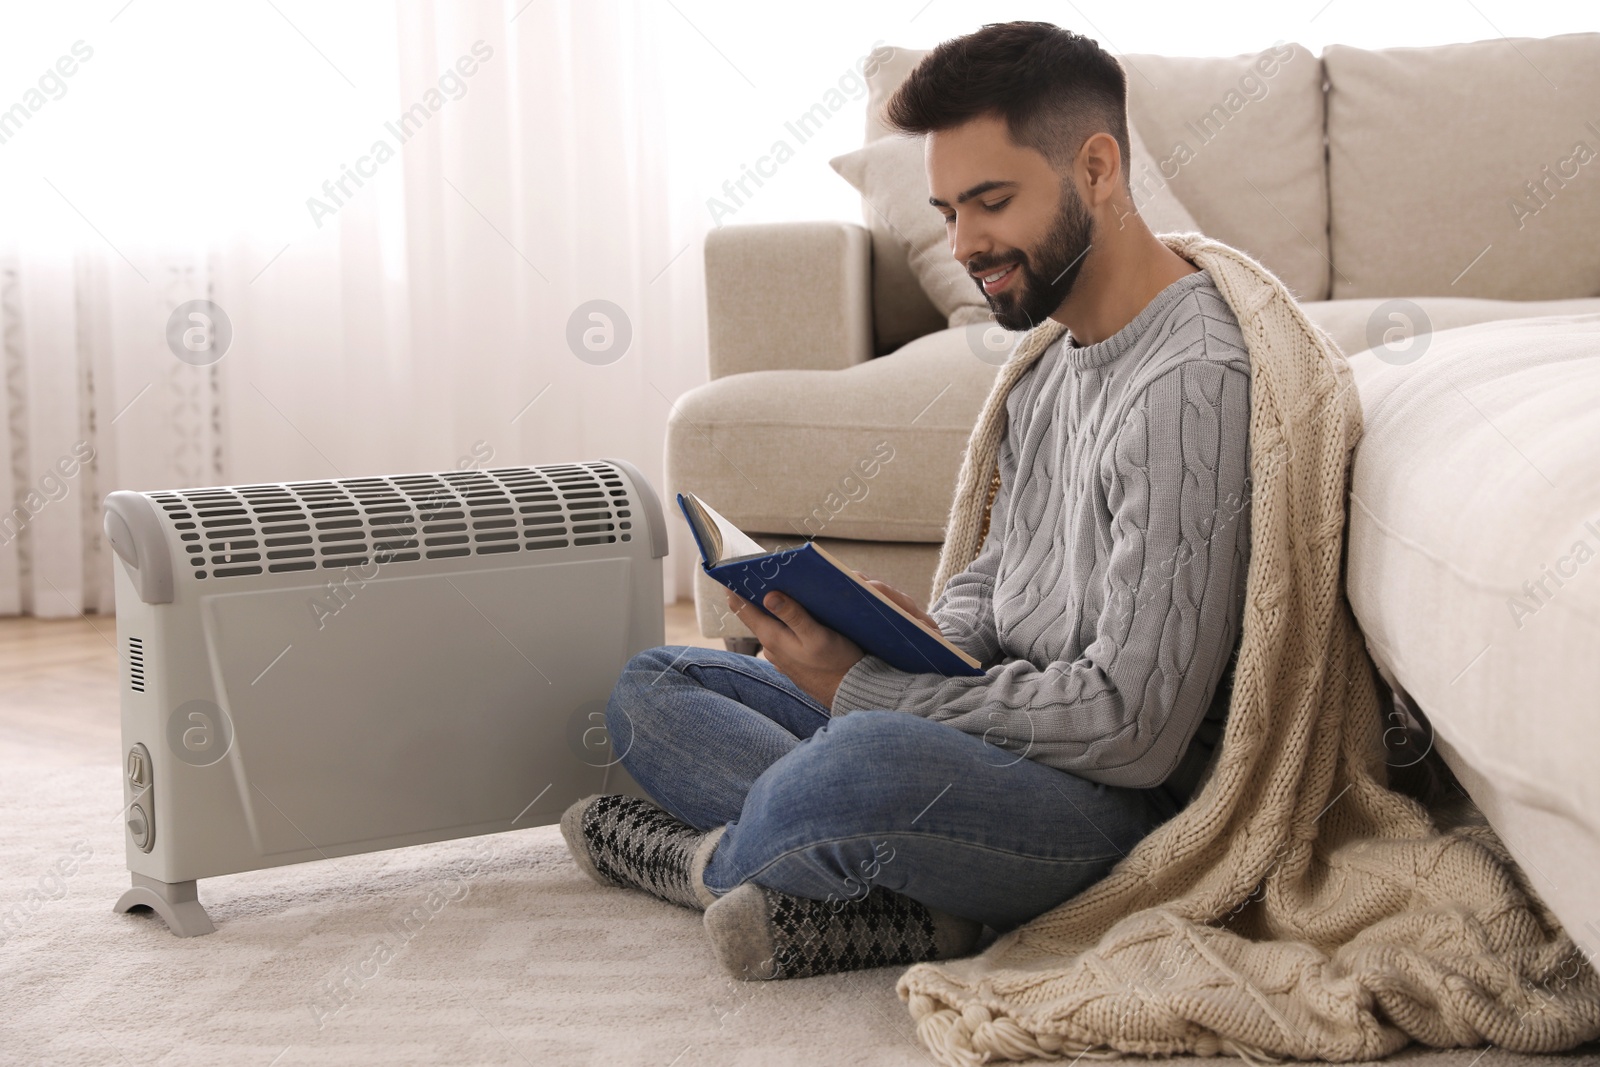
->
xmin=942 ymin=198 xmax=1009 ymax=223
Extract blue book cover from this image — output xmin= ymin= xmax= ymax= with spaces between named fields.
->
xmin=677 ymin=492 xmax=984 ymax=677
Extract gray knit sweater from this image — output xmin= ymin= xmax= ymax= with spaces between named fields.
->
xmin=830 ymin=269 xmax=1252 ymax=804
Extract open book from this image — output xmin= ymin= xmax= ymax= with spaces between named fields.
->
xmin=677 ymin=491 xmax=984 ymax=677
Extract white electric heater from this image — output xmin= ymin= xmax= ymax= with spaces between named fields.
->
xmin=103 ymin=459 xmax=664 ymax=936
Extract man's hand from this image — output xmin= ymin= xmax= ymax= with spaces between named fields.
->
xmin=857 ymin=573 xmax=943 ymax=638
xmin=726 ymin=587 xmax=865 ymax=710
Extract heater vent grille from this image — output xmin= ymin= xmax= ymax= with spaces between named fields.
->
xmin=128 ymin=637 xmax=145 ymax=692
xmin=149 ymin=463 xmax=635 ymax=581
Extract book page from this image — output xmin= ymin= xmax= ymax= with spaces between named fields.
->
xmin=685 ymin=493 xmax=767 ymax=565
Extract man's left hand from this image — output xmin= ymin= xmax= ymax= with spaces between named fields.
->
xmin=726 ymin=587 xmax=865 ymax=710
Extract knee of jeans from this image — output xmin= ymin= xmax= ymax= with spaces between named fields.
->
xmin=816 ymin=709 xmax=923 ymax=751
xmin=602 ymin=686 xmax=638 ymax=750
xmin=612 ymin=647 xmax=684 ymax=707
xmin=762 ymin=711 xmax=918 ymax=811
xmin=622 ymin=645 xmax=680 ymax=675
xmin=608 ymin=646 xmax=697 ymax=737
xmin=608 ymin=650 xmax=666 ymax=739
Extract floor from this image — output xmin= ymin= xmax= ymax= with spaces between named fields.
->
xmin=3 ymin=607 xmax=1598 ymax=1066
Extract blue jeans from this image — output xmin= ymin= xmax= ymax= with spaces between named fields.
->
xmin=605 ymin=645 xmax=1184 ymax=933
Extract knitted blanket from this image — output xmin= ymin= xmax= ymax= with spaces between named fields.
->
xmin=901 ymin=232 xmax=1600 ymax=1063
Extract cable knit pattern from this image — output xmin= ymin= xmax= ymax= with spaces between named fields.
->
xmin=890 ymin=233 xmax=1600 ymax=1065
xmin=830 ymin=270 xmax=1251 ymax=796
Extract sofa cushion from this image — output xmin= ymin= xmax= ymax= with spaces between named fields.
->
xmin=830 ymin=123 xmax=1201 ymax=334
xmin=830 ymin=133 xmax=990 ymax=332
xmin=863 ymin=44 xmax=933 ymax=146
xmin=666 ymin=326 xmax=1001 ymax=543
xmin=1344 ymin=313 xmax=1600 ymax=944
xmin=859 ymin=45 xmax=959 ymax=356
xmin=1325 ymin=33 xmax=1600 ymax=300
xmin=672 ymin=294 xmax=1600 ymax=548
xmin=1121 ymin=43 xmax=1329 ymax=301
xmin=1300 ymin=296 xmax=1600 ymax=359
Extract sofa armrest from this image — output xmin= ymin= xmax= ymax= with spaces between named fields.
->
xmin=705 ymin=221 xmax=874 ymax=379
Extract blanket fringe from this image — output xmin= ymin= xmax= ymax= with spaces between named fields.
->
xmin=913 ymin=1007 xmax=1117 ymax=1065
xmin=909 ymin=996 xmax=1291 ymax=1064
xmin=1220 ymin=1036 xmax=1290 ymax=1064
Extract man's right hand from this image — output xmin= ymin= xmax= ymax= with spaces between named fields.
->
xmin=858 ymin=574 xmax=943 ymax=637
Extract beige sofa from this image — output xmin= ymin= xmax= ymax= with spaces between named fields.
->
xmin=666 ymin=34 xmax=1600 ymax=946
xmin=673 ymin=32 xmax=1600 ymax=640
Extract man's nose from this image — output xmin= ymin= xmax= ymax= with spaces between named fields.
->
xmin=949 ymin=218 xmax=993 ymax=275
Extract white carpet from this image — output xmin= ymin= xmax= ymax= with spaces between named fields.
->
xmin=5 ymin=753 xmax=1600 ymax=1066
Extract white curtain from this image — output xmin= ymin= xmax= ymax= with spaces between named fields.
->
xmin=0 ymin=0 xmax=716 ymax=617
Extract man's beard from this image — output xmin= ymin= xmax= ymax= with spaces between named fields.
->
xmin=972 ymin=179 xmax=1095 ymax=332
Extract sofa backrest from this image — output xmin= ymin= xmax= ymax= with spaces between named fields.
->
xmin=858 ymin=44 xmax=953 ymax=355
xmin=1120 ymin=44 xmax=1329 ymax=302
xmin=855 ymin=33 xmax=1600 ymax=350
xmin=1323 ymin=32 xmax=1600 ymax=300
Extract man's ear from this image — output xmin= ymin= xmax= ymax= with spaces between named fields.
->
xmin=1077 ymin=131 xmax=1124 ymax=208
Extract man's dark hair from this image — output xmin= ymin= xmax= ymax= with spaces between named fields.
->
xmin=883 ymin=22 xmax=1130 ymax=187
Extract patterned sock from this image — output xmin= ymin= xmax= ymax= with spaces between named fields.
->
xmin=702 ymin=881 xmax=983 ymax=981
xmin=560 ymin=793 xmax=725 ymax=911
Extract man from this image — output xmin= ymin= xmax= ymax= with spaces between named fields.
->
xmin=561 ymin=21 xmax=1252 ymax=983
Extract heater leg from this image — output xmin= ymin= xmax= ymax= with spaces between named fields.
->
xmin=114 ymin=874 xmax=215 ymax=937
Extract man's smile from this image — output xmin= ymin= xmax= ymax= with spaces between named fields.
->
xmin=977 ymin=262 xmax=1020 ymax=294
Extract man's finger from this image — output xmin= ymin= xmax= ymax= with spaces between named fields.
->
xmin=761 ymin=591 xmax=813 ymax=638
xmin=729 ymin=588 xmax=782 ymax=642
xmin=868 ymin=579 xmax=919 ymax=615
xmin=866 ymin=580 xmax=939 ymax=632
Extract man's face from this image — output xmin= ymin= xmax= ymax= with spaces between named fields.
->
xmin=927 ymin=113 xmax=1095 ymax=331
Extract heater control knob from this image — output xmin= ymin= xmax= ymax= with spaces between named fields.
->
xmin=127 ymin=747 xmax=149 ymax=787
xmin=124 ymin=743 xmax=155 ymax=853
xmin=128 ymin=804 xmax=151 ymax=850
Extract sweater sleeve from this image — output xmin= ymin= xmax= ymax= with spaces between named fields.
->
xmin=830 ymin=361 xmax=1251 ymax=790
xmin=922 ymin=430 xmax=1017 ymax=669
